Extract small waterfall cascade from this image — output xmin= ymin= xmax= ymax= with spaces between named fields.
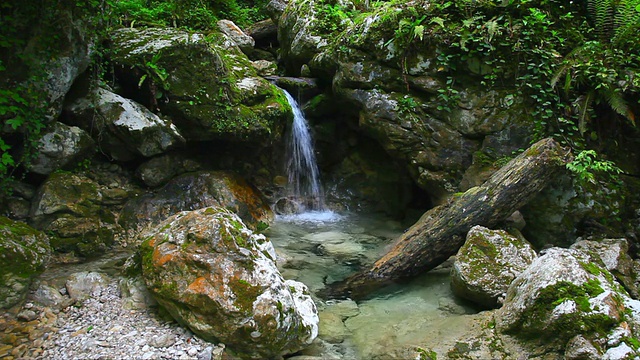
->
xmin=280 ymin=88 xmax=325 ymax=211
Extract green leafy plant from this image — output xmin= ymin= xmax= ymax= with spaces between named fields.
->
xmin=566 ymin=149 xmax=622 ymax=184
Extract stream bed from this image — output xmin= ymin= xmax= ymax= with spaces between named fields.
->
xmin=265 ymin=211 xmax=482 ymax=359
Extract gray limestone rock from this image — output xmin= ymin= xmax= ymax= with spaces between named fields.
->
xmin=28 ymin=122 xmax=95 ymax=175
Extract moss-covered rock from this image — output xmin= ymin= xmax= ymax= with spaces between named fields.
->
xmin=139 ymin=207 xmax=318 ymax=359
xmin=29 ymin=172 xmax=122 ymax=257
xmin=120 ymin=170 xmax=274 ymax=236
xmin=451 ymin=226 xmax=537 ymax=308
xmin=496 ymin=247 xmax=640 ymax=357
xmin=0 ymin=216 xmax=51 ymax=309
xmin=110 ymin=27 xmax=291 ymax=143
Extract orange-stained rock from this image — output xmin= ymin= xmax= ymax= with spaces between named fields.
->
xmin=139 ymin=207 xmax=318 ymax=359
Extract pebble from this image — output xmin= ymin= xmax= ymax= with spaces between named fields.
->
xmin=0 ymin=279 xmax=224 ymax=359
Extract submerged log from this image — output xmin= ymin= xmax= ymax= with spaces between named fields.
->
xmin=322 ymin=138 xmax=571 ymax=300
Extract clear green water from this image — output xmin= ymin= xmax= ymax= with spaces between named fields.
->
xmin=265 ymin=211 xmax=480 ymax=359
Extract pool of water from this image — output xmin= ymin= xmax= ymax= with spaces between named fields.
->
xmin=264 ymin=211 xmax=480 ymax=359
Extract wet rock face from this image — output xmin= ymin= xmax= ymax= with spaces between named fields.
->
xmin=120 ymin=170 xmax=274 ymax=235
xmin=139 ymin=207 xmax=318 ymax=359
xmin=451 ymin=226 xmax=537 ymax=308
xmin=0 ymin=217 xmax=51 ymax=309
xmin=275 ymin=0 xmax=537 ymax=203
xmin=64 ymin=87 xmax=185 ymax=161
xmin=110 ymin=27 xmax=291 ymax=143
xmin=29 ymin=172 xmax=123 ymax=257
xmin=496 ymin=247 xmax=640 ymax=358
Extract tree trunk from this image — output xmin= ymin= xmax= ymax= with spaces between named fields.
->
xmin=322 ymin=138 xmax=571 ymax=300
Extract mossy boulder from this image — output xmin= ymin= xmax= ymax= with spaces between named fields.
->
xmin=139 ymin=207 xmax=318 ymax=359
xmin=27 ymin=122 xmax=95 ymax=175
xmin=64 ymin=87 xmax=185 ymax=161
xmin=120 ymin=170 xmax=274 ymax=235
xmin=496 ymin=247 xmax=640 ymax=357
xmin=0 ymin=217 xmax=51 ymax=309
xmin=451 ymin=226 xmax=537 ymax=308
xmin=110 ymin=27 xmax=291 ymax=143
xmin=29 ymin=172 xmax=122 ymax=257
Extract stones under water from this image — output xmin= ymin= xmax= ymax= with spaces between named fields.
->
xmin=265 ymin=212 xmax=479 ymax=359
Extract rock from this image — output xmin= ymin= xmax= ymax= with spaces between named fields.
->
xmin=324 ymin=299 xmax=359 ymax=320
xmin=496 ymin=247 xmax=640 ymax=357
xmin=318 ymin=312 xmax=349 ymax=343
xmin=17 ymin=309 xmax=38 ymax=322
xmin=139 ymin=207 xmax=318 ymax=359
xmin=65 ymin=271 xmax=109 ymax=301
xmin=29 ymin=172 xmax=121 ymax=257
xmin=251 ymin=60 xmax=278 ymax=76
xmin=316 ymin=242 xmax=365 ymax=263
xmin=119 ymin=276 xmax=157 ymax=310
xmin=570 ymin=238 xmax=637 ymax=298
xmin=564 ymin=335 xmax=601 ymax=360
xmin=217 ymin=20 xmax=255 ymax=53
xmin=0 ymin=217 xmax=51 ymax=309
xmin=148 ymin=333 xmax=175 ymax=348
xmin=27 ymin=122 xmax=95 ymax=175
xmin=64 ymin=87 xmax=185 ymax=161
xmin=246 ymin=19 xmax=278 ymax=42
xmin=120 ymin=170 xmax=274 ymax=235
xmin=29 ymin=284 xmax=72 ymax=310
xmin=278 ymin=0 xmax=340 ymax=74
xmin=451 ymin=226 xmax=537 ymax=308
xmin=110 ymin=27 xmax=290 ymax=143
xmin=266 ymin=0 xmax=289 ymax=22
xmin=135 ymin=152 xmax=201 ymax=188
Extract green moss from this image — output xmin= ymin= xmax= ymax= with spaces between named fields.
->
xmin=511 ymin=279 xmax=613 ymax=343
xmin=229 ymin=277 xmax=261 ymax=312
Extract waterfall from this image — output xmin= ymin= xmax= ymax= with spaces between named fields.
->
xmin=281 ymin=88 xmax=324 ymax=211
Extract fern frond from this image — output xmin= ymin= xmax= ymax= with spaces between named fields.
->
xmin=588 ymin=0 xmax=615 ymax=41
xmin=604 ymin=88 xmax=636 ymax=126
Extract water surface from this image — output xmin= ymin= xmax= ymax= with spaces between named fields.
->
xmin=265 ymin=211 xmax=480 ymax=359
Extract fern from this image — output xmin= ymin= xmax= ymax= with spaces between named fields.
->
xmin=588 ymin=0 xmax=615 ymax=41
xmin=612 ymin=0 xmax=640 ymax=48
xmin=604 ymin=88 xmax=635 ymax=126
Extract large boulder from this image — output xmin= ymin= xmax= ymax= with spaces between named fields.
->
xmin=64 ymin=87 xmax=185 ymax=161
xmin=496 ymin=247 xmax=640 ymax=358
xmin=29 ymin=172 xmax=122 ymax=257
xmin=110 ymin=27 xmax=291 ymax=143
xmin=27 ymin=122 xmax=95 ymax=175
xmin=451 ymin=226 xmax=537 ymax=308
xmin=139 ymin=207 xmax=318 ymax=359
xmin=0 ymin=217 xmax=51 ymax=309
xmin=120 ymin=171 xmax=274 ymax=234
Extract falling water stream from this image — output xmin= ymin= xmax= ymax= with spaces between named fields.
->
xmin=281 ymin=88 xmax=325 ymax=211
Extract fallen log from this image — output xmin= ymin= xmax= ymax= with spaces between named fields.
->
xmin=322 ymin=138 xmax=571 ymax=300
